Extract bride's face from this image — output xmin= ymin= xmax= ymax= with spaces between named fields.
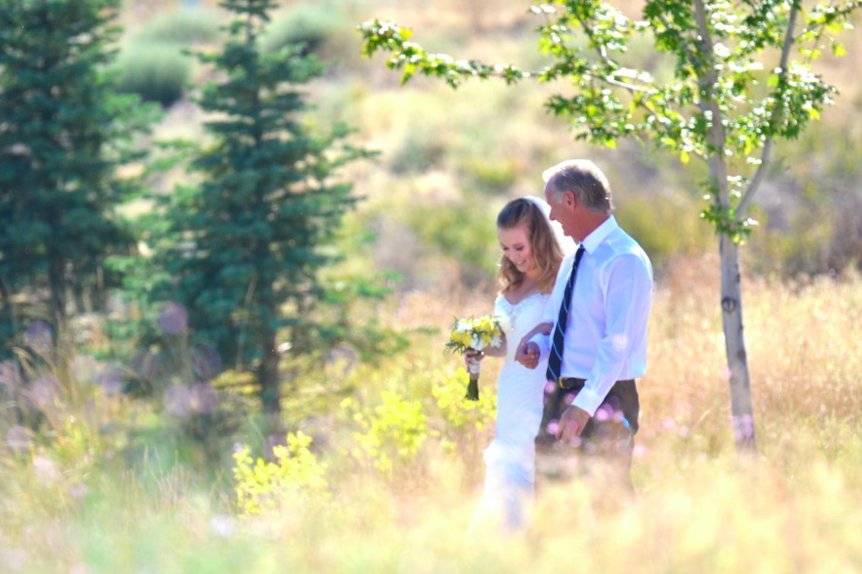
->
xmin=498 ymin=222 xmax=536 ymax=275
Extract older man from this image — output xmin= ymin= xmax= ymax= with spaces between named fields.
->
xmin=517 ymin=159 xmax=653 ymax=485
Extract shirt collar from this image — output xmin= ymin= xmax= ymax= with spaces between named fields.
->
xmin=580 ymin=215 xmax=618 ymax=254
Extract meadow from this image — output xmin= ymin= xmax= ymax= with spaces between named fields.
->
xmin=2 ymin=255 xmax=861 ymax=572
xmin=2 ymin=1 xmax=862 ymax=572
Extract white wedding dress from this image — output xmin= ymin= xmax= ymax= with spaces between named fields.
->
xmin=477 ymin=290 xmax=550 ymax=529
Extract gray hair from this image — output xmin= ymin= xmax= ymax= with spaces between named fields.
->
xmin=542 ymin=159 xmax=613 ymax=213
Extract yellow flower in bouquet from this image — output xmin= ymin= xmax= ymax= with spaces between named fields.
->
xmin=448 ymin=327 xmax=474 ymax=350
xmin=445 ymin=315 xmax=503 ymax=354
xmin=445 ymin=315 xmax=503 ymax=400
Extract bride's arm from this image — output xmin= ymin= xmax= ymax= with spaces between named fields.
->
xmin=517 ymin=322 xmax=553 ymax=353
xmin=523 ymin=322 xmax=553 ymax=342
xmin=473 ymin=322 xmax=554 ymax=363
xmin=483 ymin=332 xmax=507 ymax=357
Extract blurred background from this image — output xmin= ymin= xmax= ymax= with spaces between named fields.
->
xmin=119 ymin=0 xmax=862 ymax=287
xmin=1 ymin=1 xmax=861 ymax=571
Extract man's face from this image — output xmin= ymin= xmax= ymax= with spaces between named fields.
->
xmin=544 ymin=184 xmax=576 ymax=238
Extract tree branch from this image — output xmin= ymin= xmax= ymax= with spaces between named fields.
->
xmin=603 ymin=75 xmax=653 ymax=93
xmin=572 ymin=12 xmax=653 ymax=94
xmin=737 ymin=1 xmax=799 ymax=218
xmin=655 ymin=12 xmax=699 ymax=68
xmin=793 ymin=0 xmax=862 ymax=43
xmin=693 ymin=0 xmax=728 ymax=200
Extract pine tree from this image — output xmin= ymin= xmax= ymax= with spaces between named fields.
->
xmin=0 ymin=0 xmax=152 ymax=348
xmin=165 ymin=0 xmax=363 ymax=416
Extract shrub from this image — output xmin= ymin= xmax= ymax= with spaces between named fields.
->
xmin=349 ymin=390 xmax=428 ymax=476
xmin=114 ymin=8 xmax=219 ymax=108
xmin=390 ymin=132 xmax=448 ymax=175
xmin=459 ymin=156 xmax=519 ymax=195
xmin=261 ymin=5 xmax=351 ymax=59
xmin=615 ymin=194 xmax=713 ymax=272
xmin=232 ymin=431 xmax=328 ymax=516
xmin=337 ymin=349 xmax=496 ymax=482
xmin=135 ymin=9 xmax=221 ymax=46
xmin=407 ymin=199 xmax=499 ymax=287
xmin=115 ymin=43 xmax=191 ymax=108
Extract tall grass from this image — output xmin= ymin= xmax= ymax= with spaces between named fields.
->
xmin=1 ymin=256 xmax=861 ymax=572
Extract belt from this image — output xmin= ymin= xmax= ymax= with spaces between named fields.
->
xmin=558 ymin=377 xmax=636 ymax=390
xmin=558 ymin=377 xmax=586 ymax=390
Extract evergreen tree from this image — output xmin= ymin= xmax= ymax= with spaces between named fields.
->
xmin=165 ymin=0 xmax=363 ymax=416
xmin=0 ymin=0 xmax=152 ymax=348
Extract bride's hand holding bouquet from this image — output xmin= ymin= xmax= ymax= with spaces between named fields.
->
xmin=445 ymin=315 xmax=504 ymax=400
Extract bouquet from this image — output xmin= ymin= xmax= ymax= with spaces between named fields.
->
xmin=445 ymin=315 xmax=503 ymax=400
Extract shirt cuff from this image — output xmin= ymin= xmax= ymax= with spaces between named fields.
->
xmin=572 ymin=387 xmax=604 ymax=417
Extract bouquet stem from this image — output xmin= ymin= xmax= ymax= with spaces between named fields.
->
xmin=465 ymin=372 xmax=479 ymax=401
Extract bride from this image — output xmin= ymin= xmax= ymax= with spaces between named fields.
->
xmin=467 ymin=196 xmax=575 ymax=529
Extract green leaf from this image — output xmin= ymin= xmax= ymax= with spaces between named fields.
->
xmin=832 ymin=42 xmax=847 ymax=57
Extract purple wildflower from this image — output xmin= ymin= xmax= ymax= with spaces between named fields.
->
xmin=158 ymin=302 xmax=188 ymax=335
xmin=24 ymin=320 xmax=53 ymax=355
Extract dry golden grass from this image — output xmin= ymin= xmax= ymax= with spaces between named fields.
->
xmin=2 ymin=256 xmax=861 ymax=572
xmin=3 ymin=1 xmax=861 ymax=569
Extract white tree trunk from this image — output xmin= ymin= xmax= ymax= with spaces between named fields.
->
xmin=695 ymin=0 xmax=758 ymax=452
xmin=720 ymin=234 xmax=757 ymax=450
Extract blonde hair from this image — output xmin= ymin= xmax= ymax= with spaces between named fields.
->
xmin=496 ymin=198 xmax=563 ymax=294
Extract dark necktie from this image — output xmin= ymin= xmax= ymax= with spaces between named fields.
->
xmin=545 ymin=245 xmax=586 ymax=382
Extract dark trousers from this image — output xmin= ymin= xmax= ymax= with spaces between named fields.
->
xmin=535 ymin=378 xmax=639 ymax=484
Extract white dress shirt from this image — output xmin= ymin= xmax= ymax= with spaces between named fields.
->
xmin=531 ymin=216 xmax=653 ymax=417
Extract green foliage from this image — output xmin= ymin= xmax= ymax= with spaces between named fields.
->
xmin=114 ymin=8 xmax=221 ymax=108
xmin=232 ymin=431 xmax=328 ymax=515
xmin=349 ymin=390 xmax=428 ymax=475
xmin=115 ymin=44 xmax=191 ymax=107
xmin=390 ymin=131 xmax=447 ymax=174
xmin=407 ymin=198 xmax=499 ymax=287
xmin=261 ymin=4 xmax=351 ymax=59
xmin=319 ymin=273 xmax=409 ymax=363
xmin=339 ymin=350 xmax=496 ymax=479
xmin=751 ymin=213 xmax=834 ymax=276
xmin=358 ymin=1 xmax=861 ymax=240
xmin=359 ymin=20 xmax=525 ymax=88
xmin=0 ymin=0 xmax=156 ymax=338
xmin=615 ymin=194 xmax=713 ymax=269
xmin=699 ymin=203 xmax=758 ymax=245
xmin=459 ymin=157 xmax=518 ymax=195
xmin=430 ymin=366 xmax=496 ymax=435
xmin=135 ymin=9 xmax=221 ymax=45
xmin=157 ymin=0 xmax=368 ymax=415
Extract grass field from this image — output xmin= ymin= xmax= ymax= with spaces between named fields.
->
xmin=2 ymin=255 xmax=860 ymax=572
xmin=2 ymin=2 xmax=861 ymax=571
